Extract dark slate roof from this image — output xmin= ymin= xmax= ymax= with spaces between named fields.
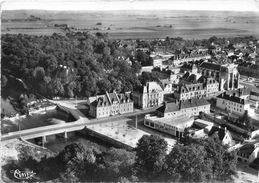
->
xmin=107 ymin=92 xmax=119 ymax=103
xmin=91 ymin=92 xmax=132 ymax=107
xmin=157 ymin=102 xmax=179 ymax=113
xmin=92 ymin=95 xmax=110 ymax=107
xmin=238 ymin=144 xmax=255 ymax=155
xmin=199 ymin=62 xmax=221 ymax=71
xmin=117 ymin=92 xmax=132 ymax=103
xmin=177 ymin=83 xmax=205 ymax=93
xmin=251 ymin=91 xmax=259 ymax=97
xmin=208 ymin=126 xmax=227 ymax=141
xmin=187 ymin=74 xmax=197 ymax=83
xmin=182 ymin=72 xmax=190 ymax=79
xmin=179 ymin=98 xmax=210 ymax=110
xmin=217 ymin=92 xmax=246 ymax=105
xmin=227 ymin=88 xmax=251 ymax=97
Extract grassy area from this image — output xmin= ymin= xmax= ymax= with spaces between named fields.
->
xmin=2 ymin=10 xmax=259 ymax=39
xmin=1 ymin=98 xmax=17 ymax=116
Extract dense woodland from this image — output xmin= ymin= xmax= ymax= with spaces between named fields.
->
xmin=2 ymin=32 xmax=143 ymax=99
xmin=5 ymin=135 xmax=237 ymax=182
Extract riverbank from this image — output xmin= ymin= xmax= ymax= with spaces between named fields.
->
xmin=1 ymin=105 xmax=75 ymax=134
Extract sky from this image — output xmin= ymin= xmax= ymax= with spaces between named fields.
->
xmin=1 ymin=0 xmax=259 ymax=12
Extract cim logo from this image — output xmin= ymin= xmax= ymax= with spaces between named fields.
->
xmin=10 ymin=169 xmax=36 ymax=180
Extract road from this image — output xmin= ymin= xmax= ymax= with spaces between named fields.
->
xmin=1 ymin=100 xmax=158 ymax=142
xmin=239 ymin=80 xmax=259 ymax=92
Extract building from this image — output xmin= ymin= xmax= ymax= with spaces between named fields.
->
xmin=133 ymin=81 xmax=164 ymax=109
xmin=156 ymin=99 xmax=210 ymax=118
xmin=144 ymin=98 xmax=210 ymax=137
xmin=250 ymin=91 xmax=259 ymax=101
xmin=237 ymin=143 xmax=259 ymax=163
xmin=199 ymin=62 xmax=240 ymax=91
xmin=172 ymin=51 xmax=211 ymax=66
xmin=198 ymin=76 xmax=220 ymax=97
xmin=174 ymin=83 xmax=207 ymax=100
xmin=89 ymin=91 xmax=134 ymax=118
xmin=216 ymin=92 xmax=250 ymax=117
xmin=144 ymin=115 xmax=194 ymax=138
xmin=208 ymin=126 xmax=234 ymax=147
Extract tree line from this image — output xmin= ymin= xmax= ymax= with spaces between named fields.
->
xmin=8 ymin=135 xmax=237 ymax=182
xmin=2 ymin=32 xmax=143 ymax=99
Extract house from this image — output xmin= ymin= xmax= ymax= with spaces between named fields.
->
xmin=133 ymin=81 xmax=164 ymax=109
xmin=237 ymin=143 xmax=259 ymax=163
xmin=89 ymin=91 xmax=134 ymax=118
xmin=208 ymin=126 xmax=234 ymax=147
xmin=216 ymin=92 xmax=250 ymax=117
xmin=156 ymin=99 xmax=210 ymax=119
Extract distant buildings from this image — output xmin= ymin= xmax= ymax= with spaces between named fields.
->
xmin=89 ymin=91 xmax=133 ymax=118
xmin=144 ymin=98 xmax=210 ymax=138
xmin=133 ymin=82 xmax=164 ymax=109
xmin=199 ymin=62 xmax=240 ymax=91
xmin=172 ymin=51 xmax=211 ymax=66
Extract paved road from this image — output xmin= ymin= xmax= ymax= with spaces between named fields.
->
xmin=240 ymin=81 xmax=259 ymax=92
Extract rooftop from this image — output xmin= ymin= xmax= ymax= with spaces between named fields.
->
xmin=217 ymin=92 xmax=247 ymax=105
xmin=199 ymin=62 xmax=221 ymax=71
xmin=157 ymin=98 xmax=210 ymax=113
xmin=146 ymin=115 xmax=194 ymax=129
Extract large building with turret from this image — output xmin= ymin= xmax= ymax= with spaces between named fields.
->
xmin=133 ymin=81 xmax=164 ymax=109
xmin=199 ymin=62 xmax=240 ymax=91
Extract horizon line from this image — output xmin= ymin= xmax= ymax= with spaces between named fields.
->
xmin=3 ymin=9 xmax=259 ymax=13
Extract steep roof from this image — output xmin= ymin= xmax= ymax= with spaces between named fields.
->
xmin=157 ymin=102 xmax=179 ymax=113
xmin=199 ymin=62 xmax=221 ymax=71
xmin=117 ymin=92 xmax=132 ymax=103
xmin=208 ymin=126 xmax=227 ymax=141
xmin=157 ymin=98 xmax=209 ymax=113
xmin=179 ymin=98 xmax=210 ymax=109
xmin=107 ymin=92 xmax=119 ymax=104
xmin=238 ymin=143 xmax=256 ymax=155
xmin=177 ymin=83 xmax=205 ymax=93
xmin=217 ymin=92 xmax=246 ymax=105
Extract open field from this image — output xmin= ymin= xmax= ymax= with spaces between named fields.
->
xmin=2 ymin=10 xmax=259 ymax=39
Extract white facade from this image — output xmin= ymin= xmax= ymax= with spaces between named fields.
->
xmin=216 ymin=97 xmax=249 ymax=117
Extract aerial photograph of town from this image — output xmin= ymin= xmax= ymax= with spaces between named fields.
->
xmin=1 ymin=0 xmax=259 ymax=182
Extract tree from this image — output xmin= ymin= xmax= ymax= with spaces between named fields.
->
xmin=18 ymin=93 xmax=29 ymax=115
xmin=134 ymin=135 xmax=168 ymax=181
xmin=166 ymin=144 xmax=213 ymax=182
xmin=33 ymin=67 xmax=45 ymax=81
xmin=131 ymin=61 xmax=142 ymax=73
xmin=197 ymin=138 xmax=237 ymax=181
xmin=57 ymin=143 xmax=96 ymax=178
xmin=102 ymin=148 xmax=136 ymax=181
xmin=1 ymin=75 xmax=8 ymax=88
xmin=180 ymin=127 xmax=192 ymax=145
